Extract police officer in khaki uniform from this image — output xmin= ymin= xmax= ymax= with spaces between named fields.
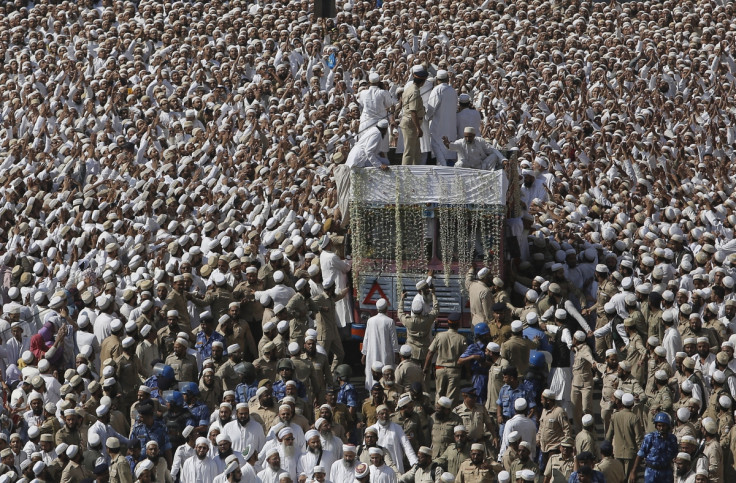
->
xmin=604 ymin=393 xmax=643 ymax=477
xmin=703 ymin=419 xmax=723 ymax=483
xmin=107 ymin=437 xmax=134 ymax=483
xmin=595 ymin=441 xmax=625 ymax=483
xmin=453 ymin=387 xmax=493 ymax=443
xmin=543 ymin=438 xmax=575 ymax=483
xmin=500 ymin=320 xmax=537 ymax=377
xmin=429 ymin=396 xmax=464 ymax=458
xmin=400 ymin=290 xmax=439 ymax=369
xmin=395 ymin=345 xmax=424 ymax=392
xmin=435 ymin=425 xmax=471 ymax=475
xmin=424 ymin=313 xmax=467 ymax=405
xmin=537 ymin=389 xmax=572 ymax=468
xmin=391 ymin=395 xmax=426 ymax=450
xmin=623 ymin=317 xmax=648 ymax=385
xmin=646 ymin=370 xmax=673 ymax=433
xmin=164 ymin=338 xmax=198 ymax=383
xmin=466 ymin=267 xmax=494 ymax=326
xmin=457 ymin=443 xmax=495 ymax=483
xmin=485 ymin=342 xmax=509 ymax=427
xmin=570 ymin=330 xmax=595 ymax=432
xmin=61 ymin=444 xmax=93 ymax=483
xmin=596 ymin=349 xmax=620 ymax=434
xmin=401 ymin=66 xmax=428 ymax=165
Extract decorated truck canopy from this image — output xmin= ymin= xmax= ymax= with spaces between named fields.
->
xmin=349 ymin=166 xmax=507 ymax=318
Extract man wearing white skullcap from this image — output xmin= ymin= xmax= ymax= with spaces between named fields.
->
xmin=425 ymin=70 xmax=458 ymax=167
xmin=443 ymin=125 xmax=505 ymax=170
xmin=223 ymin=403 xmax=265 ymax=455
xmin=398 ymin=285 xmax=438 ymax=384
xmin=361 ymin=299 xmax=399 ymax=391
xmin=330 ymin=444 xmax=358 ymax=483
xmin=605 ymin=393 xmax=643 ymax=477
xmin=356 ymin=72 xmax=394 ymax=153
xmin=181 ymin=438 xmax=218 ymax=483
xmin=366 ymin=446 xmax=395 ymax=483
xmin=369 ymin=405 xmax=417 ymax=473
xmin=164 ymin=337 xmax=198 ymax=383
xmin=319 ymin=234 xmax=353 ymax=330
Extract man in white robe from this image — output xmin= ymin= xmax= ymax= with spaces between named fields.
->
xmin=222 ymin=403 xmax=266 ymax=454
xmin=357 ymin=73 xmax=395 ymax=153
xmin=330 ymin=445 xmax=358 ymax=483
xmin=368 ymin=447 xmax=397 ymax=483
xmin=426 ymin=70 xmax=458 ymax=166
xmin=443 ymin=127 xmax=505 ymax=170
xmin=258 ymin=447 xmax=285 ymax=483
xmin=456 ymin=94 xmax=482 ymax=140
xmin=320 ymin=235 xmax=353 ymax=328
xmin=181 ymin=438 xmax=219 ymax=483
xmin=276 ymin=427 xmax=301 ymax=482
xmin=298 ymin=430 xmax=338 ymax=479
xmin=370 ymin=406 xmax=417 ymax=473
xmin=346 ymin=122 xmax=391 ymax=169
xmin=361 ymin=299 xmax=400 ymax=390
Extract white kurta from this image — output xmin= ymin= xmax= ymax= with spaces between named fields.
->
xmin=370 ymin=422 xmax=417 ymax=473
xmin=662 ymin=326 xmax=683 ymax=368
xmin=456 ymin=108 xmax=482 ymax=140
xmin=357 ymin=86 xmax=394 ymax=152
xmin=346 ymin=127 xmax=389 ymax=168
xmin=447 ymin=138 xmax=504 ymax=170
xmin=369 ymin=464 xmax=398 ymax=483
xmin=498 ymin=414 xmax=537 ymax=461
xmin=223 ymin=419 xmax=266 ymax=454
xmin=181 ymin=455 xmax=219 ymax=483
xmin=426 ymin=83 xmax=458 ymax=165
xmin=361 ymin=313 xmax=399 ymax=390
xmin=258 ymin=465 xmax=285 ymax=483
xmin=330 ymin=459 xmax=357 ymax=483
xmin=320 ymin=250 xmax=353 ymax=328
xmin=278 ymin=445 xmax=302 ymax=482
xmin=298 ymin=448 xmax=339 ymax=478
xmin=171 ymin=443 xmax=196 ymax=481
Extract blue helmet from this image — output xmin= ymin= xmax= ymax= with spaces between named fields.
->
xmin=181 ymin=382 xmax=199 ymax=396
xmin=653 ymin=412 xmax=671 ymax=426
xmin=529 ymin=351 xmax=546 ymax=369
xmin=474 ymin=323 xmax=490 ymax=337
xmin=154 ymin=364 xmax=175 ymax=382
xmin=166 ymin=390 xmax=184 ymax=407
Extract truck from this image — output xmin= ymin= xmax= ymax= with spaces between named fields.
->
xmin=345 ymin=165 xmax=507 ymax=341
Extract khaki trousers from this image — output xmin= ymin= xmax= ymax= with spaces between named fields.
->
xmin=401 ymin=126 xmax=421 ymax=165
xmin=436 ymin=367 xmax=462 ymax=405
xmin=571 ymin=383 xmax=593 ymax=432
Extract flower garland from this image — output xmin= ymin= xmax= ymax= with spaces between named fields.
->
xmin=394 ymin=172 xmax=403 ymax=301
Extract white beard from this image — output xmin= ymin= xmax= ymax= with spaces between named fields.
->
xmin=283 ymin=445 xmax=295 ymax=457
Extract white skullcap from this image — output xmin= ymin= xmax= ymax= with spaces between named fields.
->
xmin=511 ymin=320 xmax=523 ymax=333
xmin=582 ymin=414 xmax=594 ymax=427
xmin=437 ymin=396 xmax=452 ymax=408
xmin=514 ymin=398 xmax=528 ymax=411
xmin=622 ymin=393 xmax=635 ymax=407
xmin=376 ymin=298 xmax=388 ymax=310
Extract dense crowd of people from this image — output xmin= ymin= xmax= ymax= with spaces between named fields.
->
xmin=1 ymin=0 xmax=736 ymax=481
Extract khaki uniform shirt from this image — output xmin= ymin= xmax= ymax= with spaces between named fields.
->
xmin=486 ymin=357 xmax=510 ymax=413
xmin=395 ymin=359 xmax=424 ymax=392
xmin=467 ymin=279 xmax=494 ymax=325
xmin=400 ymin=305 xmax=438 ymax=362
xmin=429 ymin=411 xmax=464 ymax=458
xmin=429 ymin=329 xmax=467 ymax=367
xmin=110 ymin=454 xmax=134 ymax=483
xmin=544 ymin=454 xmax=574 ymax=483
xmin=537 ymin=405 xmax=571 ymax=453
xmin=595 ymin=456 xmax=625 ymax=483
xmin=572 ymin=344 xmax=595 ymax=387
xmin=605 ymin=408 xmax=643 ymax=459
xmin=500 ymin=334 xmax=536 ymax=376
xmin=436 ymin=443 xmax=471 ymax=475
xmin=165 ymin=353 xmax=198 ymax=383
xmin=457 ymin=460 xmax=494 ymax=483
xmin=400 ymin=82 xmax=426 ymax=129
xmin=61 ymin=460 xmax=93 ymax=483
xmin=453 ymin=402 xmax=492 ymax=442
xmin=704 ymin=439 xmax=723 ymax=483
